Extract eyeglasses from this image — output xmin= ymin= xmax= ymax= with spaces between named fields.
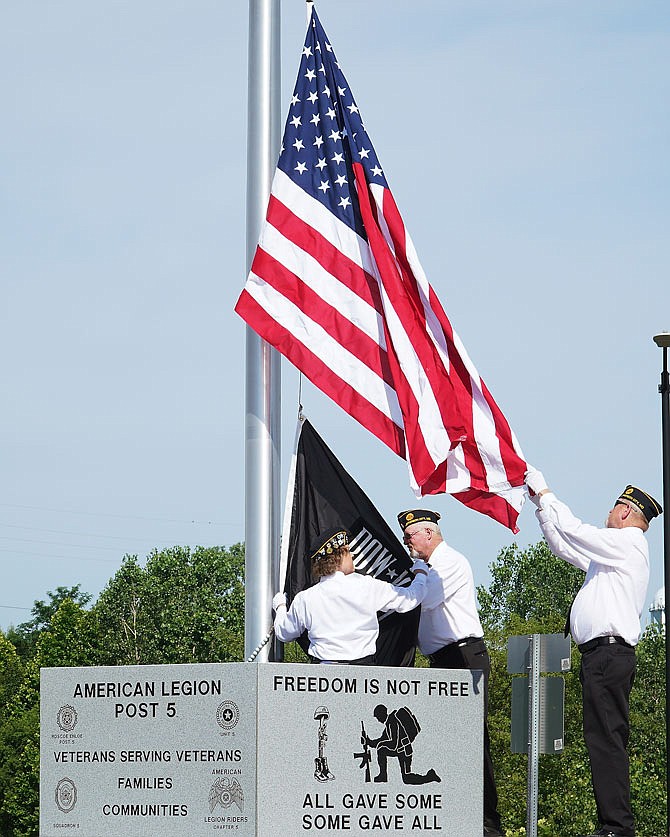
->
xmin=403 ymin=529 xmax=424 ymax=543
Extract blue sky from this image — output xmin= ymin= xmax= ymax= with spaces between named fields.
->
xmin=2 ymin=1 xmax=668 ymax=630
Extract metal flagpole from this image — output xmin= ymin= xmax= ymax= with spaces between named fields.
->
xmin=652 ymin=333 xmax=670 ymax=834
xmin=244 ymin=0 xmax=281 ymax=661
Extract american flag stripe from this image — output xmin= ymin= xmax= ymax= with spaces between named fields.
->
xmin=248 ymin=251 xmax=396 ymax=396
xmin=376 ymin=186 xmax=523 ymax=496
xmin=368 ymin=181 xmax=476 ymax=441
xmin=235 ymin=6 xmax=527 ymax=531
xmin=236 ymin=287 xmax=407 ymax=456
xmin=262 ymin=199 xmax=385 ymax=338
xmin=351 ymin=163 xmax=466 ymax=488
xmin=261 ymin=168 xmax=460 ymax=487
xmin=370 ymin=174 xmax=525 ymax=498
xmin=240 ymin=274 xmax=400 ymax=424
xmin=268 ymin=171 xmax=379 ymax=285
xmin=251 ymin=187 xmax=399 ymax=414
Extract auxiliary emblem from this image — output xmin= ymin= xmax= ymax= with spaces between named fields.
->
xmin=55 ymin=777 xmax=77 ymax=813
xmin=216 ymin=700 xmax=240 ymax=730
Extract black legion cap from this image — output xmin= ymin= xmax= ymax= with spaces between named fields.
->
xmin=617 ymin=485 xmax=663 ymax=522
xmin=397 ymin=509 xmax=441 ymax=531
xmin=307 ymin=527 xmax=349 ymax=562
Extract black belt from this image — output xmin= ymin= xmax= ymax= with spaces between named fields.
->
xmin=577 ymin=635 xmax=633 ymax=654
xmin=310 ymin=654 xmax=375 ymax=665
xmin=428 ymin=637 xmax=483 ymax=663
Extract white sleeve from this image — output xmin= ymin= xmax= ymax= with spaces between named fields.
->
xmin=273 ymin=593 xmax=308 ymax=642
xmin=536 ymin=493 xmax=630 ymax=571
xmin=373 ymin=572 xmax=427 ymax=613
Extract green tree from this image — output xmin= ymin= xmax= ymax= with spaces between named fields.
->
xmin=0 ymin=598 xmax=94 ymax=837
xmin=478 ymin=541 xmax=582 ymax=634
xmin=88 ymin=554 xmax=150 ymax=664
xmin=0 ymin=633 xmax=26 ymax=836
xmin=0 ymin=631 xmax=23 ymax=707
xmin=629 ymin=621 xmax=666 ymax=836
xmin=1 ymin=732 xmax=39 ymax=837
xmin=7 ymin=585 xmax=92 ymax=662
xmin=91 ymin=544 xmax=245 ymax=665
xmin=0 ymin=705 xmax=37 ymax=837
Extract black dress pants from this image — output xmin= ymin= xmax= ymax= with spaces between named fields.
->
xmin=579 ymin=643 xmax=636 ymax=836
xmin=429 ymin=639 xmax=501 ymax=833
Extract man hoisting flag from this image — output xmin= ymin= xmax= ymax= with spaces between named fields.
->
xmin=235 ymin=3 xmax=527 ymax=531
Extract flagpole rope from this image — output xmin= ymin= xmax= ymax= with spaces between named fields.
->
xmin=245 ymin=627 xmax=274 ymax=663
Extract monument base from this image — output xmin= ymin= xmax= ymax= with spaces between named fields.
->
xmin=41 ymin=662 xmax=483 ymax=836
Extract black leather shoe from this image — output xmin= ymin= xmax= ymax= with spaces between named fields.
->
xmin=576 ymin=831 xmax=628 ymax=837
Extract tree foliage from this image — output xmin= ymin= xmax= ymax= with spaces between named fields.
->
xmin=0 ymin=634 xmax=26 ymax=837
xmin=478 ymin=540 xmax=583 ymax=634
xmin=0 ymin=721 xmax=39 ymax=837
xmin=1 ymin=598 xmax=95 ymax=836
xmin=6 ymin=585 xmax=92 ymax=660
xmin=90 ymin=543 xmax=245 ymax=665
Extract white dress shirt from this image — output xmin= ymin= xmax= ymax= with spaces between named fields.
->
xmin=417 ymin=541 xmax=484 ymax=655
xmin=536 ymin=492 xmax=649 ymax=646
xmin=274 ymin=570 xmax=426 ymax=661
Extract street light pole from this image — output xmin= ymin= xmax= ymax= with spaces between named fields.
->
xmin=653 ymin=332 xmax=670 ymax=836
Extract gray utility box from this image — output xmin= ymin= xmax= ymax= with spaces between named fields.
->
xmin=41 ymin=662 xmax=483 ymax=837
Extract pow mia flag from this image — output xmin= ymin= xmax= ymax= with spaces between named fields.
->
xmin=280 ymin=419 xmax=420 ymax=666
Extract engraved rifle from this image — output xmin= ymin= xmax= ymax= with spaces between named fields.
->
xmin=353 ymin=720 xmax=371 ymax=782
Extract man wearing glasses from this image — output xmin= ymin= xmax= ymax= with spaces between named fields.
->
xmin=525 ymin=469 xmax=662 ymax=837
xmin=397 ymin=509 xmax=503 ymax=837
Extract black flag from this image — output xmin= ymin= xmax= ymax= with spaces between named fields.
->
xmin=282 ymin=419 xmax=420 ymax=666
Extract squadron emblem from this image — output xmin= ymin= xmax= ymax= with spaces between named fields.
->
xmin=55 ymin=777 xmax=77 ymax=813
xmin=209 ymin=777 xmax=244 ymax=813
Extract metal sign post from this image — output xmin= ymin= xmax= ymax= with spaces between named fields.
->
xmin=527 ymin=635 xmax=540 ymax=837
xmin=508 ymin=633 xmax=571 ymax=837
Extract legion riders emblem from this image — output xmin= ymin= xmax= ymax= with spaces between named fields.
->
xmin=209 ymin=777 xmax=244 ymax=813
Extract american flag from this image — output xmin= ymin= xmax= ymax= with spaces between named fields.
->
xmin=235 ymin=4 xmax=527 ymax=531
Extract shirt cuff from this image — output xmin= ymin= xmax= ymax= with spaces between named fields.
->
xmin=535 ymin=491 xmax=556 ymax=519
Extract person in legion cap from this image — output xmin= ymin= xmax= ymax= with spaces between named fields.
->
xmin=272 ymin=526 xmax=429 ymax=664
xmin=396 ymin=508 xmax=504 ymax=837
xmin=525 ymin=468 xmax=662 ymax=837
